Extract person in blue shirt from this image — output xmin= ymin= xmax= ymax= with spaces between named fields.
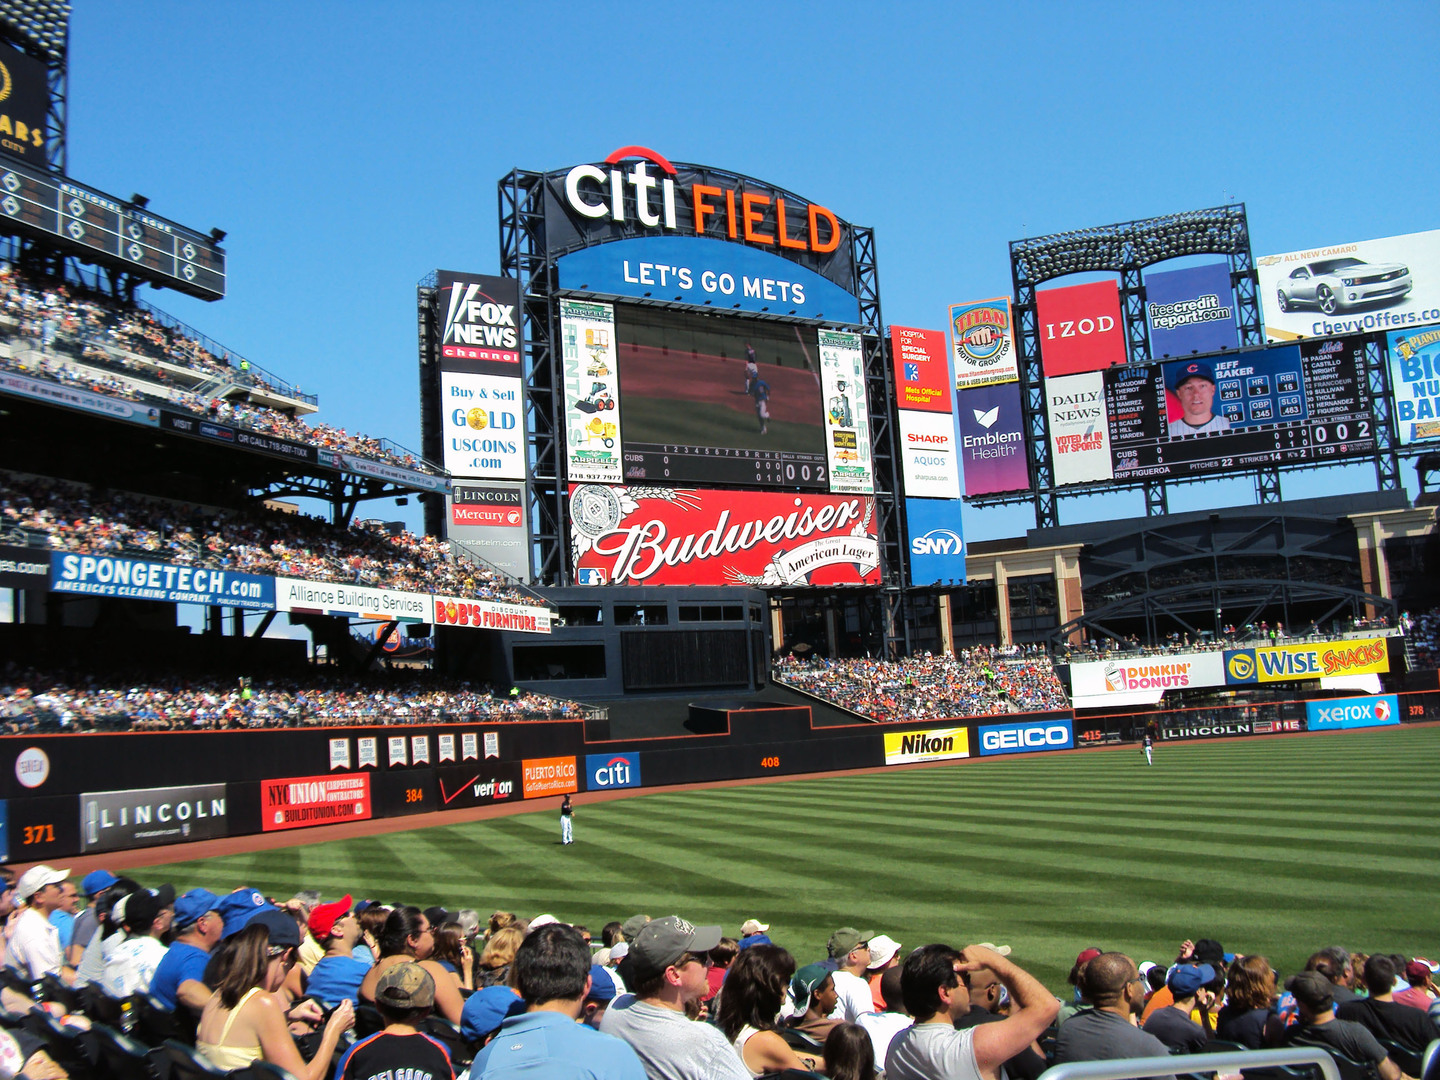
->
xmin=149 ymin=889 xmax=223 ymax=1011
xmin=303 ymin=896 xmax=369 ymax=1007
xmin=473 ymin=922 xmax=645 ymax=1079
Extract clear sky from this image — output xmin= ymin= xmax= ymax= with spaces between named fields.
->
xmin=62 ymin=1 xmax=1440 ymax=542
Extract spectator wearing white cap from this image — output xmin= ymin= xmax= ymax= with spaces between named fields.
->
xmin=867 ymin=934 xmax=902 ymax=1011
xmin=4 ymin=865 xmax=72 ymax=984
xmin=737 ymin=919 xmax=771 ymax=951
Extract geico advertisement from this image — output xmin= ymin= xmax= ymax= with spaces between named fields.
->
xmin=1224 ymin=637 xmax=1389 ymax=684
xmin=978 ymin=719 xmax=1073 ymax=756
xmin=1071 ymin=653 xmax=1227 ymax=696
xmin=262 ymin=773 xmax=372 ymax=832
xmin=1305 ymin=694 xmax=1400 ymax=731
xmin=432 ymin=595 xmax=552 ymax=634
xmin=569 ymin=485 xmax=880 ymax=587
xmin=522 ymin=756 xmax=578 ymax=797
xmin=440 ymin=371 xmax=524 ymax=479
xmin=81 ymin=784 xmax=228 ymax=853
xmin=436 ymin=762 xmax=521 ymax=809
xmin=1258 ymin=228 xmax=1440 ymax=342
xmin=883 ymin=727 xmax=969 ymax=765
xmin=585 ymin=752 xmax=642 ymax=791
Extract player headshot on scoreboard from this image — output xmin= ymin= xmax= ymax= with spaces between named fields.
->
xmin=1165 ymin=359 xmax=1231 ymax=437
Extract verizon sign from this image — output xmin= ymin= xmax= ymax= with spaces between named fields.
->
xmin=569 ymin=485 xmax=880 ymax=587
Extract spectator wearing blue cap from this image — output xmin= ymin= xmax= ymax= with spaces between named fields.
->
xmin=216 ymin=888 xmax=280 ymax=938
xmin=1142 ymin=963 xmax=1216 ymax=1053
xmin=1166 ymin=360 xmax=1231 ymax=437
xmin=460 ymin=985 xmax=525 ymax=1045
xmin=584 ymin=964 xmax=619 ymax=1029
xmin=65 ymin=870 xmax=118 ymax=968
xmin=150 ymin=888 xmax=223 ymax=1011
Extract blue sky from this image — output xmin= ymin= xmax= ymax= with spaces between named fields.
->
xmin=64 ymin=1 xmax=1440 ymax=542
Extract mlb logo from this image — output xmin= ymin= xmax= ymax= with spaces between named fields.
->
xmin=904 ymin=363 xmax=919 ymax=382
xmin=578 ymin=568 xmax=606 ymax=585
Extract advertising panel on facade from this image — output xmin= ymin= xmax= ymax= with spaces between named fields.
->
xmin=431 ymin=595 xmax=551 ymax=634
xmin=1258 ymin=228 xmax=1440 ymax=342
xmin=1158 ymin=720 xmax=1255 ymax=741
xmin=80 ymin=784 xmax=228 ymax=853
xmin=1070 ymin=653 xmax=1228 ymax=697
xmin=274 ymin=578 xmax=428 ymax=622
xmin=560 ymin=298 xmax=624 ymax=483
xmin=439 ymin=372 xmax=524 ymax=479
xmin=978 ymin=718 xmax=1074 ymax=756
xmin=904 ymin=498 xmax=965 ymax=586
xmin=447 ymin=481 xmax=529 ymax=582
xmin=159 ymin=410 xmax=316 ymax=465
xmin=1144 ymin=261 xmax=1238 ymax=358
xmin=50 ymin=554 xmax=274 ymax=611
xmin=883 ymin=726 xmax=969 ymax=765
xmin=569 ymin=485 xmax=880 ymax=587
xmin=0 ymin=370 xmax=160 ymax=427
xmin=584 ymin=752 xmax=642 ymax=791
xmin=0 ymin=544 xmax=48 ymax=589
xmin=0 ymin=44 xmax=50 ymax=163
xmin=1305 ymin=694 xmax=1400 ymax=731
xmin=435 ymin=762 xmax=521 ymax=809
xmin=1036 ymin=281 xmax=1126 ymax=377
xmin=891 ymin=326 xmax=954 ymax=413
xmin=818 ymin=329 xmax=874 ymax=494
xmin=1224 ymin=636 xmax=1389 ymax=684
xmin=956 ymin=382 xmax=1029 ymax=496
xmin=1046 ymin=371 xmax=1113 ymax=485
xmin=950 ymin=298 xmax=1018 ymax=388
xmin=317 ymin=450 xmax=449 ymax=494
xmin=556 ymin=235 xmax=860 ymax=323
xmin=435 ymin=272 xmax=521 ymax=372
xmin=521 ymin=757 xmax=578 ymax=798
xmin=262 ymin=773 xmax=372 ymax=832
xmin=1388 ymin=326 xmax=1440 ymax=444
xmin=897 ymin=410 xmax=961 ymax=499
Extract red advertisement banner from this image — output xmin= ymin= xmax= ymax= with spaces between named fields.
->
xmin=261 ymin=773 xmax=372 ymax=832
xmin=890 ymin=326 xmax=954 ymax=413
xmin=569 ymin=485 xmax=880 ymax=586
xmin=1035 ymin=280 xmax=1126 ymax=377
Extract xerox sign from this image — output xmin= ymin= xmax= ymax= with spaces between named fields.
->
xmin=978 ymin=719 xmax=1073 ymax=756
xmin=585 ymin=753 xmax=641 ymax=790
xmin=1305 ymin=694 xmax=1400 ymax=731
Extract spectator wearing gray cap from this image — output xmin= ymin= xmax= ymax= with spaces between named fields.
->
xmin=827 ymin=927 xmax=876 ymax=1023
xmin=1284 ymin=970 xmax=1401 ymax=1080
xmin=4 ymin=865 xmax=72 ymax=984
xmin=1142 ymin=963 xmax=1216 ymax=1053
xmin=599 ymin=915 xmax=749 ymax=1080
xmin=150 ymin=888 xmax=223 ymax=1011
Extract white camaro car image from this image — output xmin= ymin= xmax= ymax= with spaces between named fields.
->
xmin=1275 ymin=256 xmax=1412 ymax=314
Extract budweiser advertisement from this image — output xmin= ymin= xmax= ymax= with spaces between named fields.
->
xmin=569 ymin=485 xmax=880 ymax=587
xmin=950 ymin=297 xmax=1018 ymax=388
xmin=1036 ymin=280 xmax=1126 ymax=377
xmin=890 ymin=326 xmax=954 ymax=413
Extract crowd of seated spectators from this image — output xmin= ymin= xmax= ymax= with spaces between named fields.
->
xmin=0 ymin=664 xmax=585 ymax=732
xmin=772 ymin=648 xmax=1070 ymax=719
xmin=1059 ymin=617 xmax=1399 ymax=660
xmin=1404 ymin=609 xmax=1440 ymax=669
xmin=0 ymin=264 xmax=439 ymax=476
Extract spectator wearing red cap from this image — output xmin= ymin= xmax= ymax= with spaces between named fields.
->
xmin=1056 ymin=947 xmax=1102 ymax=1026
xmin=1393 ymin=959 xmax=1438 ymax=1011
xmin=306 ymin=896 xmax=369 ymax=1007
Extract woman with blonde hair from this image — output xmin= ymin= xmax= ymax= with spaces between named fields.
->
xmin=196 ymin=915 xmax=354 ymax=1078
xmin=476 ymin=925 xmax=523 ymax=987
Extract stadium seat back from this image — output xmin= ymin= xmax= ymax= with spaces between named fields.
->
xmin=1422 ymin=1039 xmax=1440 ymax=1080
xmin=20 ymin=1009 xmax=100 ymax=1080
xmin=151 ymin=1038 xmax=231 ymax=1080
xmin=228 ymin=1062 xmax=301 ymax=1080
xmin=778 ymin=1027 xmax=824 ymax=1054
xmin=88 ymin=1022 xmax=156 ymax=1080
xmin=77 ymin=982 xmax=127 ymax=1027
xmin=420 ymin=1014 xmax=476 ymax=1068
xmin=1379 ymin=1038 xmax=1422 ymax=1078
xmin=133 ymin=993 xmax=196 ymax=1047
xmin=39 ymin=973 xmax=79 ymax=1013
xmin=354 ymin=1003 xmax=385 ymax=1039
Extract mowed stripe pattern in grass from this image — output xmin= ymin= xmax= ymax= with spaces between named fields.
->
xmin=142 ymin=725 xmax=1440 ymax=993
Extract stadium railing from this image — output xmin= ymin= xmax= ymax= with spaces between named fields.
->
xmin=1037 ymin=1047 xmax=1342 ymax=1080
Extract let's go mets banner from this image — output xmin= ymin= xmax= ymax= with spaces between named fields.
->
xmin=1225 ymin=636 xmax=1389 ymax=684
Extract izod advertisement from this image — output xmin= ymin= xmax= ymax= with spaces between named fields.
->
xmin=560 ymin=298 xmax=624 ymax=483
xmin=1389 ymin=327 xmax=1440 ymax=444
xmin=883 ymin=726 xmax=969 ymax=765
xmin=956 ymin=381 xmax=1029 ymax=496
xmin=818 ymin=329 xmax=874 ymax=494
xmin=439 ymin=372 xmax=524 ymax=479
xmin=1036 ymin=280 xmax=1126 ymax=377
xmin=262 ymin=773 xmax=372 ymax=832
xmin=1144 ymin=261 xmax=1238 ymax=359
xmin=1046 ymin=371 xmax=1113 ymax=485
xmin=950 ymin=298 xmax=1018 ymax=388
xmin=521 ymin=757 xmax=578 ymax=797
xmin=80 ymin=784 xmax=228 ymax=853
xmin=891 ymin=326 xmax=954 ymax=412
xmin=569 ymin=485 xmax=880 ymax=587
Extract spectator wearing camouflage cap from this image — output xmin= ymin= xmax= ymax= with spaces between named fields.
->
xmin=150 ymin=888 xmax=223 ymax=1011
xmin=336 ymin=961 xmax=454 ymax=1080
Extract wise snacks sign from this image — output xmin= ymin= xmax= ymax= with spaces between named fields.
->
xmin=569 ymin=485 xmax=880 ymax=587
xmin=1224 ymin=637 xmax=1389 ymax=684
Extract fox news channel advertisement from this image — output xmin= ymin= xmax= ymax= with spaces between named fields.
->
xmin=81 ymin=784 xmax=228 ymax=853
xmin=1258 ymin=228 xmax=1440 ymax=342
xmin=818 ymin=329 xmax=874 ymax=494
xmin=891 ymin=326 xmax=954 ymax=413
xmin=978 ymin=718 xmax=1074 ymax=756
xmin=561 ymin=298 xmax=624 ymax=483
xmin=904 ymin=498 xmax=965 ymax=586
xmin=435 ymin=272 xmax=521 ymax=372
xmin=439 ymin=371 xmax=525 ymax=479
xmin=607 ymin=302 xmax=830 ymax=490
xmin=1144 ymin=261 xmax=1239 ymax=359
xmin=50 ymin=554 xmax=275 ymax=611
xmin=956 ymin=381 xmax=1029 ymax=496
xmin=950 ymin=298 xmax=1018 ymax=389
xmin=1388 ymin=327 xmax=1440 ymax=444
xmin=569 ymin=484 xmax=880 ymax=587
xmin=1104 ymin=338 xmax=1375 ymax=482
xmin=1305 ymin=694 xmax=1400 ymax=731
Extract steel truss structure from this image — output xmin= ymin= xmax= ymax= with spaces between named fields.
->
xmin=497 ymin=167 xmax=904 ymax=648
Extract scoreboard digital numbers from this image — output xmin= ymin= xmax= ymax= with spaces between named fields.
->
xmin=0 ymin=156 xmax=224 ymax=300
xmin=624 ymin=443 xmax=829 ymax=489
xmin=1106 ymin=336 xmax=1374 ymax=481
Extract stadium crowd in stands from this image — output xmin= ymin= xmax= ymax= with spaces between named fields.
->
xmin=0 ymin=869 xmax=1432 ymax=1080
xmin=0 ymin=471 xmax=541 ymax=608
xmin=0 ymin=264 xmax=438 ymax=475
xmin=772 ymin=649 xmax=1070 ymax=719
xmin=0 ymin=666 xmax=585 ymax=732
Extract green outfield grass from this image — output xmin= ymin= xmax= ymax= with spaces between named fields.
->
xmin=140 ymin=725 xmax=1439 ymax=994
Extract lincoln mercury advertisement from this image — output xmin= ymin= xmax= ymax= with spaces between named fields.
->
xmin=569 ymin=485 xmax=880 ymax=587
xmin=81 ymin=784 xmax=228 ymax=853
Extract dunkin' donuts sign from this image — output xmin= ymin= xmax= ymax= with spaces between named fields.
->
xmin=569 ymin=485 xmax=880 ymax=587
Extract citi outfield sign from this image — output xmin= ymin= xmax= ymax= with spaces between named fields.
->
xmin=563 ymin=146 xmax=844 ymax=255
xmin=585 ymin=752 xmax=641 ymax=790
xmin=978 ymin=718 xmax=1074 ymax=756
